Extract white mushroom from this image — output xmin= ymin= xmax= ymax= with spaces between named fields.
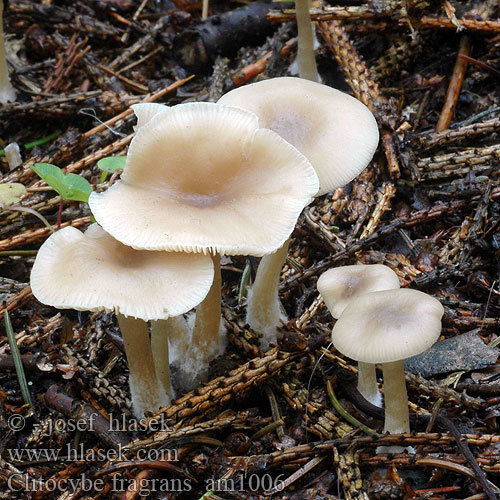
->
xmin=318 ymin=264 xmax=400 ymax=407
xmin=331 ymin=288 xmax=444 ymax=441
xmin=30 ymin=224 xmax=214 ymax=417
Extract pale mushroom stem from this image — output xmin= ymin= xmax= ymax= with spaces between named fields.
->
xmin=357 ymin=362 xmax=383 ymax=408
xmin=150 ymin=319 xmax=178 ymax=400
xmin=191 ymin=253 xmax=223 ymax=360
xmin=117 ymin=314 xmax=170 ymax=418
xmin=0 ymin=0 xmax=16 ymax=103
xmin=153 ymin=315 xmax=190 ymax=365
xmin=246 ymin=238 xmax=290 ymax=350
xmin=202 ymin=0 xmax=209 ymax=20
xmin=382 ymin=360 xmax=410 ymax=434
xmin=296 ymin=0 xmax=319 ymax=82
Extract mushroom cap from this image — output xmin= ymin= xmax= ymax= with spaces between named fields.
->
xmin=131 ymin=103 xmax=169 ymax=130
xmin=218 ymin=77 xmax=379 ymax=196
xmin=89 ymin=102 xmax=319 ymax=255
xmin=30 ymin=224 xmax=214 ymax=321
xmin=317 ymin=264 xmax=400 ymax=318
xmin=331 ymin=289 xmax=444 ymax=364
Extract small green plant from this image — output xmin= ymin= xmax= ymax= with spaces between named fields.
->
xmin=31 ymin=163 xmax=92 ymax=229
xmin=97 ymin=156 xmax=126 ymax=183
xmin=31 ymin=163 xmax=92 ymax=202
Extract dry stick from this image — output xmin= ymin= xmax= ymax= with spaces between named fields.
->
xmin=418 ymin=117 xmax=500 ymax=150
xmin=231 ymin=38 xmax=296 ymax=87
xmin=264 ymin=385 xmax=285 ymax=441
xmin=99 ymin=64 xmax=148 ymax=94
xmin=436 ymin=36 xmax=472 ymax=132
xmin=0 ymin=215 xmax=90 ymax=251
xmin=417 ymin=16 xmax=500 ymax=32
xmin=0 ymin=286 xmax=32 ymax=320
xmin=435 ymin=412 xmax=499 ymax=500
xmin=231 ymin=433 xmax=500 ymax=469
xmin=144 ymin=348 xmax=299 ymax=424
xmin=44 ymin=384 xmax=129 ymax=450
xmin=416 ymin=459 xmax=500 ymax=496
xmin=82 ymin=75 xmax=194 ymax=139
xmin=271 ymin=7 xmax=500 ymax=33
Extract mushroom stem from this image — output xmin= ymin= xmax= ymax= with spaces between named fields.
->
xmin=0 ymin=0 xmax=16 ymax=103
xmin=117 ymin=314 xmax=170 ymax=417
xmin=150 ymin=320 xmax=176 ymax=400
xmin=295 ymin=0 xmax=319 ymax=82
xmin=382 ymin=359 xmax=410 ymax=434
xmin=176 ymin=254 xmax=225 ymax=391
xmin=201 ymin=0 xmax=209 ymax=20
xmin=246 ymin=238 xmax=290 ymax=350
xmin=357 ymin=362 xmax=382 ymax=408
xmin=192 ymin=253 xmax=222 ymax=354
xmin=153 ymin=315 xmax=190 ymax=365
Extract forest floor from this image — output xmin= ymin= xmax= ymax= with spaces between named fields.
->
xmin=1 ymin=0 xmax=500 ymax=499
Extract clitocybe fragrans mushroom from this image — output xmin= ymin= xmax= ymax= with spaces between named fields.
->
xmin=89 ymin=102 xmax=319 ymax=388
xmin=30 ymin=224 xmax=214 ymax=417
xmin=317 ymin=264 xmax=400 ymax=407
xmin=331 ymin=288 xmax=444 ymax=442
xmin=219 ymin=77 xmax=379 ymax=349
xmin=0 ymin=0 xmax=16 ymax=103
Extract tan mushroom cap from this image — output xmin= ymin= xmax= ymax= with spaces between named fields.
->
xmin=317 ymin=264 xmax=400 ymax=319
xmin=30 ymin=224 xmax=214 ymax=321
xmin=331 ymin=289 xmax=444 ymax=364
xmin=218 ymin=77 xmax=379 ymax=196
xmin=89 ymin=102 xmax=319 ymax=255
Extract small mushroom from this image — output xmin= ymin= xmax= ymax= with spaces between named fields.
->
xmin=0 ymin=0 xmax=16 ymax=103
xmin=331 ymin=288 xmax=444 ymax=440
xmin=89 ymin=102 xmax=319 ymax=388
xmin=219 ymin=77 xmax=379 ymax=348
xmin=30 ymin=224 xmax=214 ymax=417
xmin=318 ymin=264 xmax=400 ymax=406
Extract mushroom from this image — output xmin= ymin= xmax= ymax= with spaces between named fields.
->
xmin=317 ymin=264 xmax=400 ymax=406
xmin=89 ymin=102 xmax=319 ymax=388
xmin=331 ymin=288 xmax=444 ymax=438
xmin=218 ymin=77 xmax=379 ymax=349
xmin=30 ymin=224 xmax=214 ymax=417
xmin=0 ymin=0 xmax=16 ymax=103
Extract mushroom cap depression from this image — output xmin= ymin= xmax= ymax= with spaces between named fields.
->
xmin=89 ymin=102 xmax=319 ymax=255
xmin=218 ymin=77 xmax=379 ymax=196
xmin=317 ymin=264 xmax=400 ymax=319
xmin=331 ymin=288 xmax=444 ymax=364
xmin=30 ymin=224 xmax=214 ymax=321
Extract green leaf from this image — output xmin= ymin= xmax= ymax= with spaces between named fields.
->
xmin=0 ymin=183 xmax=27 ymax=205
xmin=97 ymin=156 xmax=126 ymax=174
xmin=31 ymin=163 xmax=92 ymax=202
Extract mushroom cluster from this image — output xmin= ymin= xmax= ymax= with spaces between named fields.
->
xmin=317 ymin=264 xmax=400 ymax=407
xmin=31 ymin=76 xmax=380 ymax=417
xmin=318 ymin=264 xmax=444 ymax=442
